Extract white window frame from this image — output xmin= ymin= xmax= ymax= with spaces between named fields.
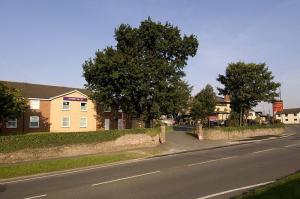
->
xmin=62 ymin=116 xmax=70 ymax=128
xmin=29 ymin=116 xmax=40 ymax=128
xmin=62 ymin=101 xmax=70 ymax=110
xmin=80 ymin=117 xmax=88 ymax=128
xmin=30 ymin=99 xmax=40 ymax=110
xmin=6 ymin=118 xmax=17 ymax=128
xmin=80 ymin=102 xmax=88 ymax=111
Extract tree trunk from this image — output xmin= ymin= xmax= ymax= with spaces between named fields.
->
xmin=239 ymin=109 xmax=243 ymax=126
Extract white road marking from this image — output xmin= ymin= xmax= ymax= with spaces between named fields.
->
xmin=92 ymin=170 xmax=160 ymax=186
xmin=188 ymin=156 xmax=236 ymax=167
xmin=196 ymin=181 xmax=274 ymax=199
xmin=284 ymin=143 xmax=300 ymax=148
xmin=24 ymin=194 xmax=47 ymax=199
xmin=1 ymin=158 xmax=145 ymax=185
xmin=252 ymin=148 xmax=274 ymax=154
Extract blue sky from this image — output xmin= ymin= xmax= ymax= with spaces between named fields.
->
xmin=0 ymin=0 xmax=299 ymax=111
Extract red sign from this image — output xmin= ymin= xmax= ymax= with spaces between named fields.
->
xmin=209 ymin=116 xmax=218 ymax=121
xmin=273 ymin=100 xmax=283 ymax=113
xmin=63 ymin=97 xmax=87 ymax=102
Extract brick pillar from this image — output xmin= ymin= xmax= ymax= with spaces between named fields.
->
xmin=159 ymin=125 xmax=166 ymax=143
xmin=196 ymin=122 xmax=203 ymax=140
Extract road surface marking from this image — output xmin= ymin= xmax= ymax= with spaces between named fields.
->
xmin=1 ymin=158 xmax=145 ymax=185
xmin=24 ymin=194 xmax=47 ymax=199
xmin=196 ymin=181 xmax=274 ymax=199
xmin=284 ymin=143 xmax=300 ymax=148
xmin=92 ymin=170 xmax=160 ymax=186
xmin=188 ymin=156 xmax=236 ymax=167
xmin=252 ymin=148 xmax=274 ymax=154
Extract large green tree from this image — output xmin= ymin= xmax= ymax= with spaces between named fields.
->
xmin=217 ymin=62 xmax=280 ymax=126
xmin=0 ymin=82 xmax=28 ymax=122
xmin=83 ymin=18 xmax=198 ymax=127
xmin=191 ymin=84 xmax=217 ymax=126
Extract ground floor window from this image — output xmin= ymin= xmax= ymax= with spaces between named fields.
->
xmin=80 ymin=117 xmax=88 ymax=128
xmin=29 ymin=116 xmax=39 ymax=128
xmin=6 ymin=118 xmax=17 ymax=128
xmin=62 ymin=116 xmax=70 ymax=128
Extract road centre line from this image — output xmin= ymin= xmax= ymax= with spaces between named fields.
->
xmin=196 ymin=181 xmax=274 ymax=199
xmin=24 ymin=194 xmax=47 ymax=199
xmin=252 ymin=148 xmax=274 ymax=154
xmin=91 ymin=170 xmax=161 ymax=186
xmin=284 ymin=143 xmax=300 ymax=148
xmin=188 ymin=156 xmax=237 ymax=167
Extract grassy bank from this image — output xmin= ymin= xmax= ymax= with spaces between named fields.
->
xmin=234 ymin=171 xmax=300 ymax=199
xmin=0 ymin=151 xmax=156 ymax=180
xmin=0 ymin=128 xmax=161 ymax=153
xmin=217 ymin=124 xmax=284 ymax=132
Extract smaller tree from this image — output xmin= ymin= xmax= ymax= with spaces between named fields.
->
xmin=217 ymin=62 xmax=281 ymax=126
xmin=0 ymin=83 xmax=28 ymax=123
xmin=191 ymin=84 xmax=217 ymax=127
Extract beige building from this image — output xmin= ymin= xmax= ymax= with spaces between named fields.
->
xmin=0 ymin=81 xmax=128 ymax=134
xmin=212 ymin=96 xmax=231 ymax=122
xmin=275 ymin=108 xmax=300 ymax=124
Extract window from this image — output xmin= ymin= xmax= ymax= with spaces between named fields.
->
xmin=62 ymin=116 xmax=70 ymax=128
xmin=6 ymin=118 xmax=17 ymax=128
xmin=30 ymin=99 xmax=40 ymax=110
xmin=285 ymin=119 xmax=288 ymax=121
xmin=285 ymin=114 xmax=288 ymax=117
xmin=294 ymin=119 xmax=298 ymax=121
xmin=104 ymin=107 xmax=111 ymax=112
xmin=29 ymin=116 xmax=39 ymax=128
xmin=80 ymin=102 xmax=87 ymax=111
xmin=294 ymin=113 xmax=298 ymax=116
xmin=80 ymin=117 xmax=88 ymax=128
xmin=62 ymin=101 xmax=70 ymax=110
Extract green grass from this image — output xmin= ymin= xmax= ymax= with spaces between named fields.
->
xmin=218 ymin=124 xmax=284 ymax=132
xmin=0 ymin=128 xmax=161 ymax=153
xmin=0 ymin=151 xmax=148 ymax=180
xmin=234 ymin=172 xmax=300 ymax=199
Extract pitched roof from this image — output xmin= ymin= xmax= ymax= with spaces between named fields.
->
xmin=216 ymin=96 xmax=229 ymax=103
xmin=0 ymin=81 xmax=89 ymax=99
xmin=277 ymin=108 xmax=300 ymax=115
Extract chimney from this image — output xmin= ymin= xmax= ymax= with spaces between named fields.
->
xmin=224 ymin=95 xmax=230 ymax=102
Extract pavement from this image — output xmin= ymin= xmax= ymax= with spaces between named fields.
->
xmin=1 ymin=125 xmax=300 ymax=199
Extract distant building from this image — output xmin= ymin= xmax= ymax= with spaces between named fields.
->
xmin=276 ymin=108 xmax=300 ymax=124
xmin=209 ymin=95 xmax=231 ymax=122
xmin=0 ymin=81 xmax=130 ymax=134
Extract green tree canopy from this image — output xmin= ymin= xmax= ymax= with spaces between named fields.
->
xmin=0 ymin=82 xmax=28 ymax=122
xmin=217 ymin=61 xmax=280 ymax=126
xmin=191 ymin=84 xmax=217 ymax=126
xmin=83 ymin=18 xmax=198 ymax=127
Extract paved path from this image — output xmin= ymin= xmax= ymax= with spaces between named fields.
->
xmin=1 ymin=125 xmax=299 ymax=199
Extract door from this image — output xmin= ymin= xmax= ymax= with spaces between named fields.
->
xmin=118 ymin=119 xmax=123 ymax=130
xmin=105 ymin=119 xmax=110 ymax=130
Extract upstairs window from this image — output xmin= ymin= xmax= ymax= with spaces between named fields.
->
xmin=6 ymin=118 xmax=17 ymax=128
xmin=30 ymin=99 xmax=40 ymax=110
xmin=62 ymin=101 xmax=70 ymax=110
xmin=29 ymin=116 xmax=39 ymax=128
xmin=104 ymin=107 xmax=111 ymax=112
xmin=80 ymin=102 xmax=87 ymax=111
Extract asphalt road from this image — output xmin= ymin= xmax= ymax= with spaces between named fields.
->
xmin=1 ymin=125 xmax=300 ymax=199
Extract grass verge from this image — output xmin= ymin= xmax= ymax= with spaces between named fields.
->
xmin=0 ymin=151 xmax=152 ymax=180
xmin=234 ymin=171 xmax=300 ymax=199
xmin=0 ymin=128 xmax=161 ymax=153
